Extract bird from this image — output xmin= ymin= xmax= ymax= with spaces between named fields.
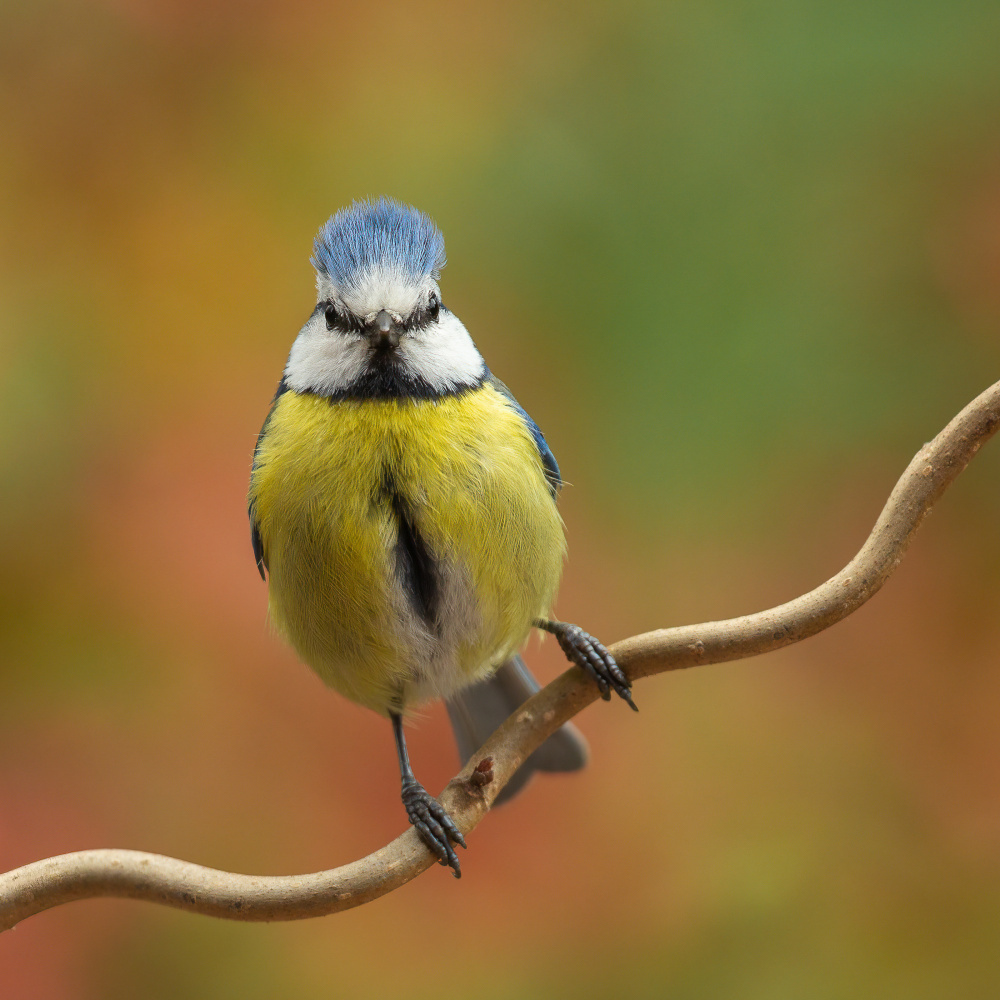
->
xmin=248 ymin=198 xmax=635 ymax=877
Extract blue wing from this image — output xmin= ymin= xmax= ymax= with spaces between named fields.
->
xmin=485 ymin=372 xmax=562 ymax=497
xmin=249 ymin=376 xmax=290 ymax=580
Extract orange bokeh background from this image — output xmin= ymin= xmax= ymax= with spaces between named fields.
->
xmin=3 ymin=2 xmax=1000 ymax=996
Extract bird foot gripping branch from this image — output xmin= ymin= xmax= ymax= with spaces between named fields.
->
xmin=400 ymin=776 xmax=467 ymax=878
xmin=535 ymin=619 xmax=638 ymax=711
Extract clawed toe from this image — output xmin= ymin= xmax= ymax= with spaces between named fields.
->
xmin=401 ymin=780 xmax=466 ymax=878
xmin=536 ymin=619 xmax=638 ymax=710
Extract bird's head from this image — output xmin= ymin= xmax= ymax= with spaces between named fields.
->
xmin=282 ymin=199 xmax=484 ymax=399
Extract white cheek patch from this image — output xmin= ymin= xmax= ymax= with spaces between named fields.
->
xmin=399 ymin=312 xmax=485 ymax=392
xmin=283 ymin=315 xmax=368 ymax=396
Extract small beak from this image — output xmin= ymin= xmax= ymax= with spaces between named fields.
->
xmin=368 ymin=309 xmax=401 ymax=349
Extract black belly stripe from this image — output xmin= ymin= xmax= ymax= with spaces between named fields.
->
xmin=380 ymin=469 xmax=439 ymax=629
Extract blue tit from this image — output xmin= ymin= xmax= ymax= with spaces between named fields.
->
xmin=248 ymin=199 xmax=635 ymax=877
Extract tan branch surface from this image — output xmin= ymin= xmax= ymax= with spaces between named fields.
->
xmin=3 ymin=379 xmax=1000 ymax=932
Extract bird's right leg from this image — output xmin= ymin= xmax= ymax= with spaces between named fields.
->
xmin=391 ymin=711 xmax=467 ymax=878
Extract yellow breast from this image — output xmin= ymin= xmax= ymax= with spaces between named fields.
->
xmin=248 ymin=385 xmax=566 ymax=715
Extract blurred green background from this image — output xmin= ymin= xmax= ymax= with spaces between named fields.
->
xmin=3 ymin=0 xmax=1000 ymax=996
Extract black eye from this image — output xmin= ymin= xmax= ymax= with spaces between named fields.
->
xmin=427 ymin=293 xmax=440 ymax=321
xmin=324 ymin=302 xmax=363 ymax=334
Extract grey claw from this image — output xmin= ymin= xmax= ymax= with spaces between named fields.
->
xmin=538 ymin=619 xmax=637 ymax=710
xmin=401 ymin=780 xmax=465 ymax=877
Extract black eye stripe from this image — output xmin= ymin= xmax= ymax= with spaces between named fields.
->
xmin=321 ymin=299 xmax=444 ymax=335
xmin=402 ymin=298 xmax=443 ymax=333
xmin=323 ymin=302 xmax=364 ymax=334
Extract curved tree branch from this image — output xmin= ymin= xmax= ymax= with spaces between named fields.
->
xmin=3 ymin=378 xmax=999 ymax=932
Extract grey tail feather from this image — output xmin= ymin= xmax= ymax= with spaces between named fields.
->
xmin=446 ymin=654 xmax=588 ymax=806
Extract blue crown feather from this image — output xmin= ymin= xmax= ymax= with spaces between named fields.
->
xmin=311 ymin=198 xmax=447 ymax=291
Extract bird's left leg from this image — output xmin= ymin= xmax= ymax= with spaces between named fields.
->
xmin=390 ymin=711 xmax=467 ymax=878
xmin=534 ymin=619 xmax=638 ymax=711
